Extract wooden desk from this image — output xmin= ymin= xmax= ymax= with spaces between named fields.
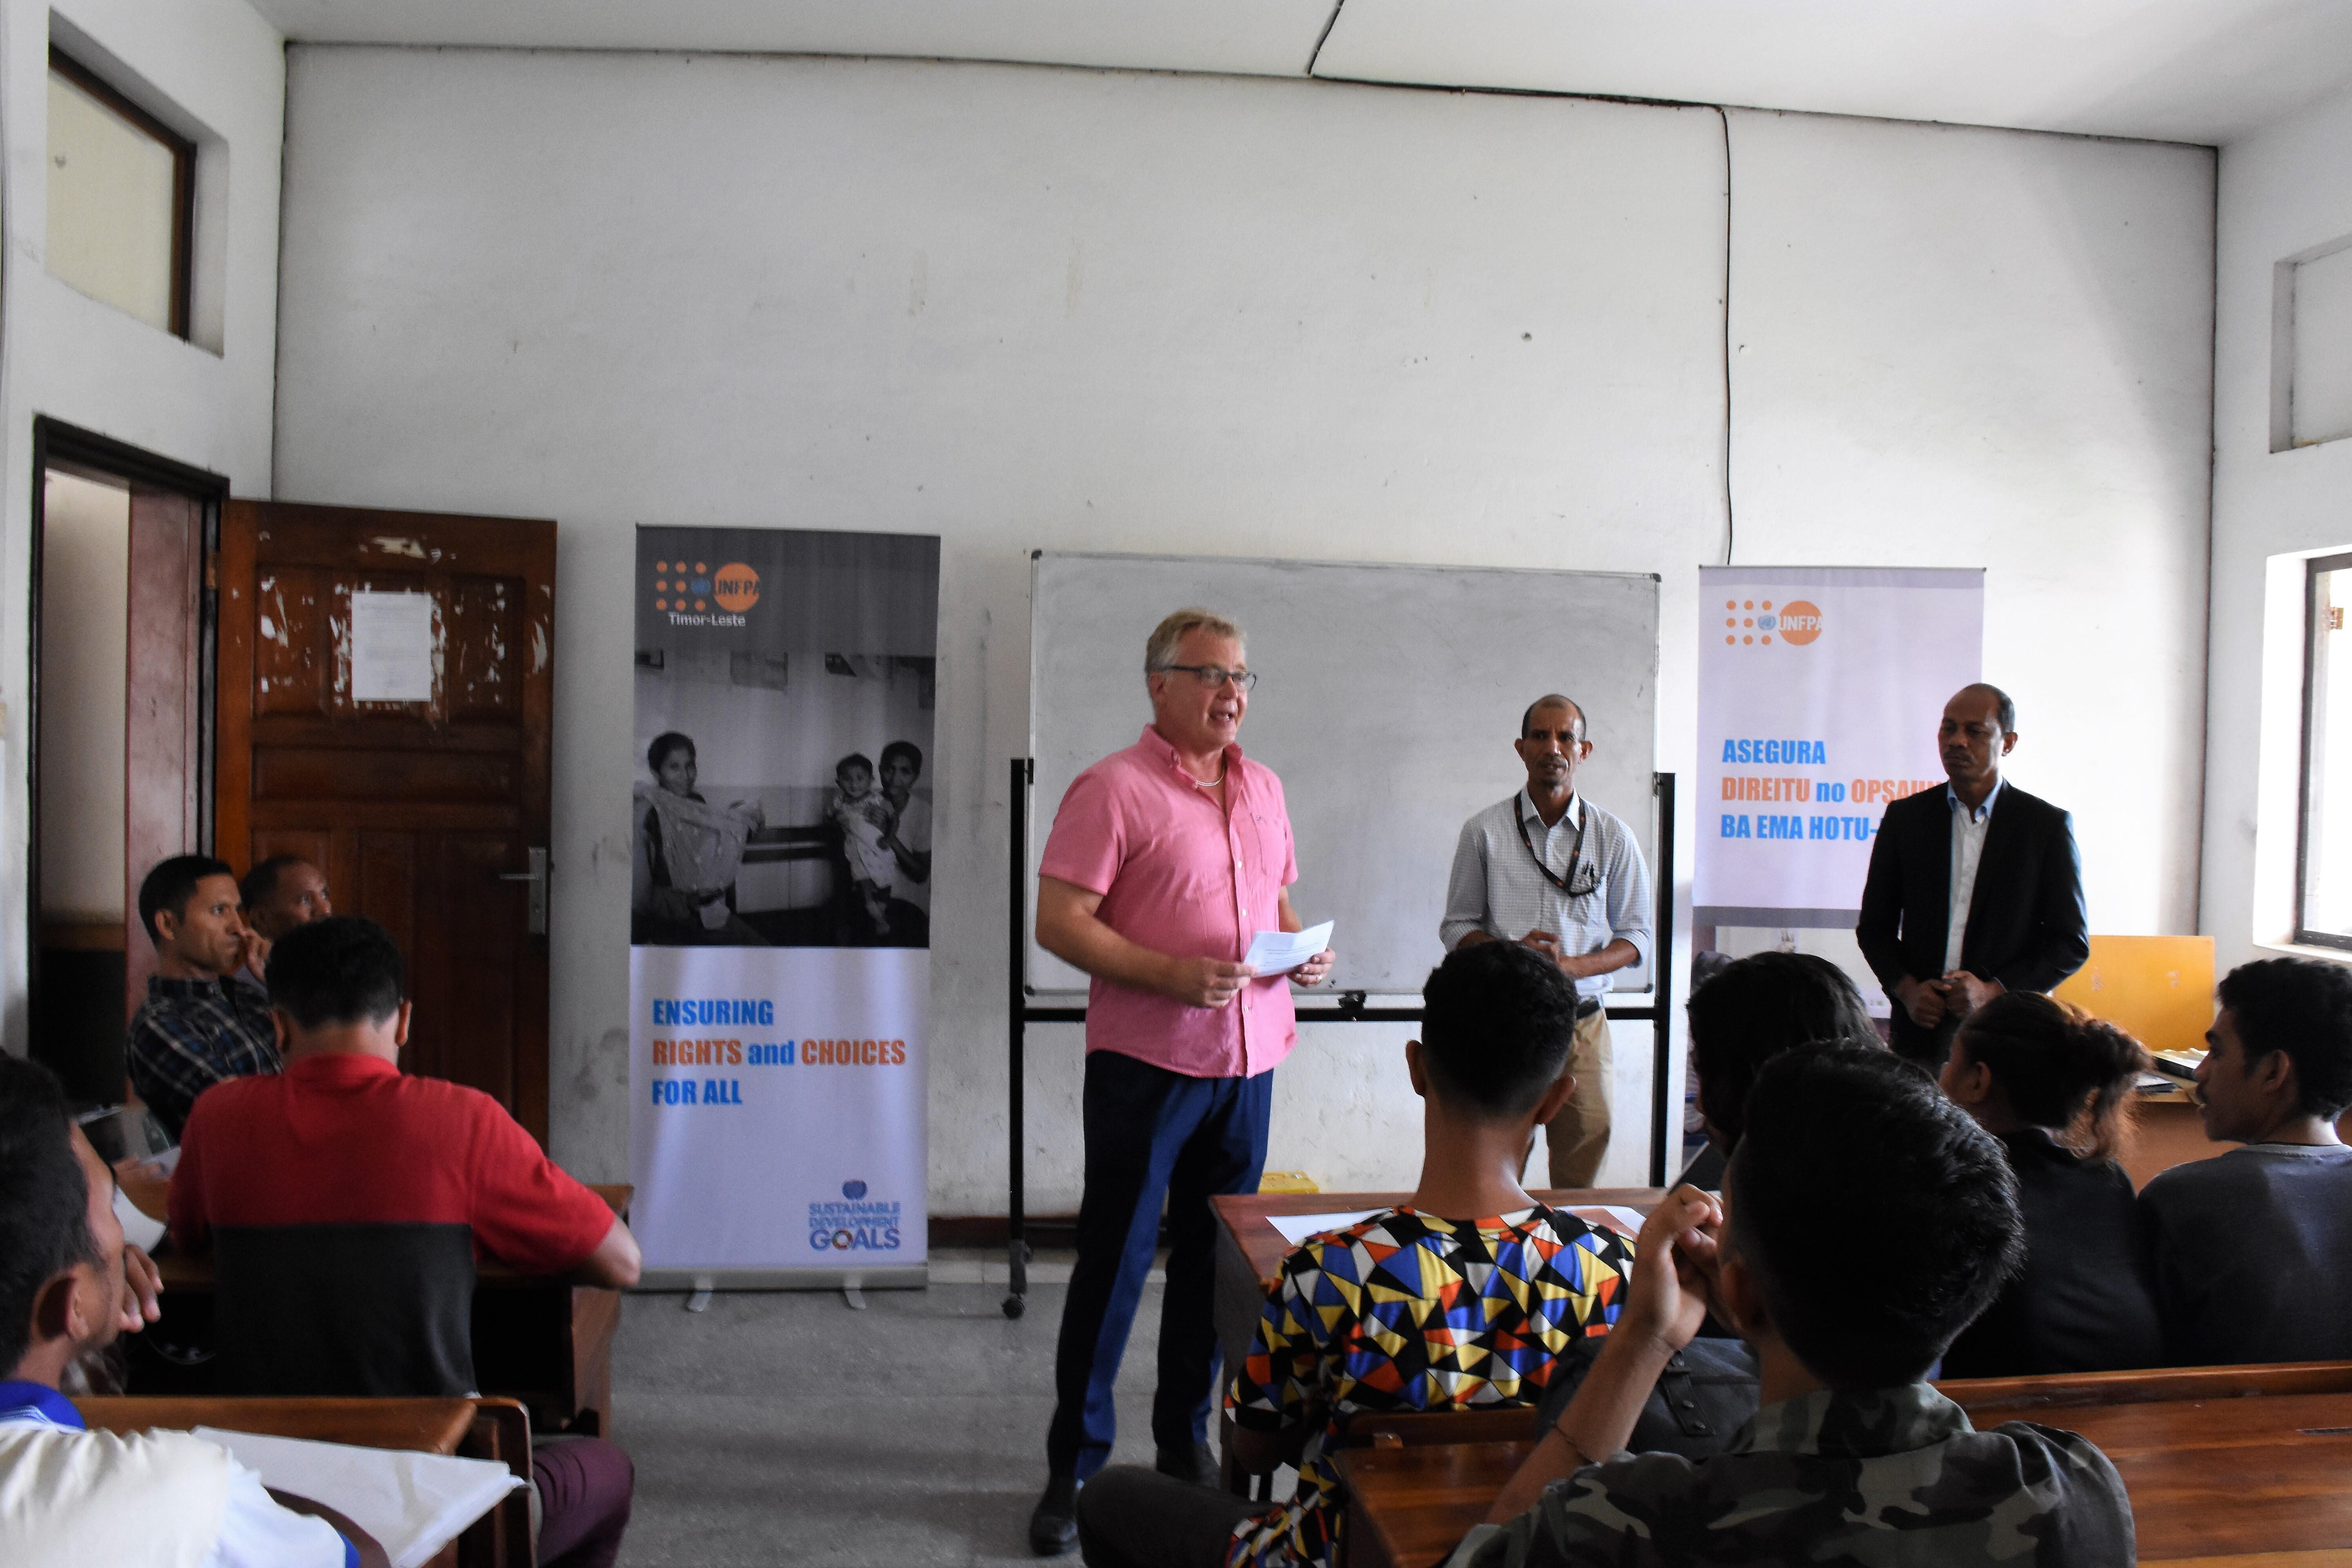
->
xmin=139 ymin=1184 xmax=632 ymax=1439
xmin=2127 ymin=1092 xmax=2221 ymax=1189
xmin=2122 ymin=1092 xmax=2352 ymax=1192
xmin=75 ymin=1395 xmax=534 ymax=1568
xmin=1342 ymin=1437 xmax=1532 ymax=1568
xmin=1338 ymin=1365 xmax=2352 ymax=1568
xmin=78 ymin=1394 xmax=478 ymax=1452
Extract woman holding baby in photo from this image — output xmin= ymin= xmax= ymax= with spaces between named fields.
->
xmin=632 ymin=731 xmax=770 ymax=946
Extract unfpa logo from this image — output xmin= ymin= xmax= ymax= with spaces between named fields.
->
xmin=651 ymin=560 xmax=760 ymax=614
xmin=1722 ymin=597 xmax=1823 ymax=648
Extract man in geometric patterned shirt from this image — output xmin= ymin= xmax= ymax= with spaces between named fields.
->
xmin=1075 ymin=940 xmax=1636 ymax=1568
xmin=125 ymin=855 xmax=277 ymax=1140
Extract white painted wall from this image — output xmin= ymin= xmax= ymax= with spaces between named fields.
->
xmin=2206 ymin=81 xmax=2352 ymax=969
xmin=1727 ymin=110 xmax=2215 ymax=944
xmin=271 ymin=48 xmax=2216 ymax=1211
xmin=0 ymin=0 xmax=283 ymax=1047
xmin=36 ymin=471 xmax=130 ymax=922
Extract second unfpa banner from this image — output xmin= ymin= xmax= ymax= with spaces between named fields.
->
xmin=1695 ymin=565 xmax=1984 ymax=928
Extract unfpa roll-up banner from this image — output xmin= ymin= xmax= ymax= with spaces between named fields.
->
xmin=629 ymin=527 xmax=938 ymax=1287
xmin=1695 ymin=566 xmax=1982 ymax=928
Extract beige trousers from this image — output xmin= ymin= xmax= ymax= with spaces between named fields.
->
xmin=1541 ymin=1005 xmax=1613 ymax=1189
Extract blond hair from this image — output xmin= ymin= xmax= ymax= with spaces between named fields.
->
xmin=1144 ymin=608 xmax=1245 ymax=682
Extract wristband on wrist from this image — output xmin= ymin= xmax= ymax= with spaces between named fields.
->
xmin=1546 ymin=1420 xmax=1595 ymax=1469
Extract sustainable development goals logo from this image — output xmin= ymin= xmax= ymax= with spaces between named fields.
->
xmin=810 ymin=1178 xmax=903 ymax=1252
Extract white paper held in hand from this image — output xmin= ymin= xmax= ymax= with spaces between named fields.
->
xmin=1242 ymin=920 xmax=1333 ymax=978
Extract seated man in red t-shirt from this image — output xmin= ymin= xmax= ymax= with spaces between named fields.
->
xmin=170 ymin=916 xmax=642 ymax=1568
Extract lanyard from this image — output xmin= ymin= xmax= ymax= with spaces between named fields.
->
xmin=1514 ymin=797 xmax=1596 ymax=897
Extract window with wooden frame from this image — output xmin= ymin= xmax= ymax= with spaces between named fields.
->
xmin=2297 ymin=551 xmax=2352 ymax=947
xmin=46 ymin=47 xmax=194 ymax=338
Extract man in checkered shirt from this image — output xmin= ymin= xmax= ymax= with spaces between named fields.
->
xmin=1442 ymin=695 xmax=1652 ymax=1188
xmin=125 ymin=856 xmax=278 ymax=1140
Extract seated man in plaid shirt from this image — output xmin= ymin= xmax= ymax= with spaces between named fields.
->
xmin=126 ymin=855 xmax=277 ymax=1140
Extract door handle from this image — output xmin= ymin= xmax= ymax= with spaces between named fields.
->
xmin=497 ymin=847 xmax=548 ymax=936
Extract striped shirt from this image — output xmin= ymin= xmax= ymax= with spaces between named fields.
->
xmin=125 ymin=975 xmax=281 ymax=1139
xmin=1441 ymin=789 xmax=1653 ymax=1002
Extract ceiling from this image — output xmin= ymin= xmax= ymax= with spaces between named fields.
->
xmin=245 ymin=0 xmax=2352 ymax=146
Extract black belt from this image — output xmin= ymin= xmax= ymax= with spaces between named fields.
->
xmin=1575 ymin=997 xmax=1602 ymax=1020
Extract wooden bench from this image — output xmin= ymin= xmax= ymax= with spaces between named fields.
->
xmin=1336 ymin=1361 xmax=2352 ymax=1568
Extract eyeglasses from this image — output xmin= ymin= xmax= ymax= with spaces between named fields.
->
xmin=1157 ymin=664 xmax=1259 ymax=692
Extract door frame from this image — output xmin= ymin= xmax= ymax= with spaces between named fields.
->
xmin=27 ymin=417 xmax=227 ymax=1065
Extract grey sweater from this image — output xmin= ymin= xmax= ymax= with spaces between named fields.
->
xmin=2139 ymin=1142 xmax=2352 ymax=1365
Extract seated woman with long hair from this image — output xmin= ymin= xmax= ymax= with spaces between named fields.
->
xmin=1937 ymin=991 xmax=2163 ymax=1376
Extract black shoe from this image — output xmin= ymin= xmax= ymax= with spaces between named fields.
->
xmin=1029 ymin=1473 xmax=1080 ymax=1557
xmin=1155 ymin=1441 xmax=1220 ymax=1488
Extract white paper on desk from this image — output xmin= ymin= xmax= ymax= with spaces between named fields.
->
xmin=193 ymin=1426 xmax=522 ymax=1568
xmin=1268 ymin=1208 xmax=1384 ymax=1246
xmin=112 ymin=1185 xmax=164 ymax=1253
xmin=1269 ymin=1204 xmax=1647 ymax=1249
xmin=1242 ymin=921 xmax=1334 ymax=977
xmin=350 ymin=590 xmax=436 ymax=704
xmin=1565 ymin=1205 xmax=1648 ymax=1240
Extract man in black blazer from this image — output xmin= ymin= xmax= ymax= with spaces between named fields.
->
xmin=1857 ymin=684 xmax=2088 ymax=1069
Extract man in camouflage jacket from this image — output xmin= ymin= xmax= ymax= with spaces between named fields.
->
xmin=1451 ymin=1046 xmax=2131 ymax=1568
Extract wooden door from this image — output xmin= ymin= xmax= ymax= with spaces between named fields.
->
xmin=216 ymin=502 xmax=556 ymax=1143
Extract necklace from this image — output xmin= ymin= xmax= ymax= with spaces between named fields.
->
xmin=1190 ymin=763 xmax=1227 ymax=789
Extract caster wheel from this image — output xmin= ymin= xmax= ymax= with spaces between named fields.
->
xmin=1002 ymin=1294 xmax=1026 ymax=1319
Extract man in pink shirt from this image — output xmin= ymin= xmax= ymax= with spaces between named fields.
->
xmin=1029 ymin=608 xmax=1334 ymax=1556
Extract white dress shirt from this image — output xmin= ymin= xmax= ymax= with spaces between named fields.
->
xmin=1440 ymin=788 xmax=1653 ymax=1004
xmin=1944 ymin=779 xmax=2003 ymax=975
xmin=0 ymin=1381 xmax=352 ymax=1568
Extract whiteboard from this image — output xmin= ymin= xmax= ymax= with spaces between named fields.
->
xmin=1027 ymin=553 xmax=1660 ymax=995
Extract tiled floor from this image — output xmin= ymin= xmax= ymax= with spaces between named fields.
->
xmin=612 ymin=1253 xmax=1178 ymax=1565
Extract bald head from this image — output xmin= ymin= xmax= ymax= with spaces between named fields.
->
xmin=1515 ymin=695 xmax=1592 ymax=815
xmin=1939 ymin=684 xmax=2018 ymax=803
xmin=1520 ymin=695 xmax=1586 ymax=741
xmin=1953 ymin=683 xmax=2015 ymax=737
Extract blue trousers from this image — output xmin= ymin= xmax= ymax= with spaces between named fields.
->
xmin=1045 ymin=1049 xmax=1273 ymax=1480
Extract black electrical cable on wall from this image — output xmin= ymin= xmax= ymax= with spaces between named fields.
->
xmin=1717 ymin=104 xmax=1735 ymax=567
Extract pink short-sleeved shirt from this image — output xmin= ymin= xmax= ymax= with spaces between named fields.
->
xmin=1039 ymin=726 xmax=1301 ymax=1079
